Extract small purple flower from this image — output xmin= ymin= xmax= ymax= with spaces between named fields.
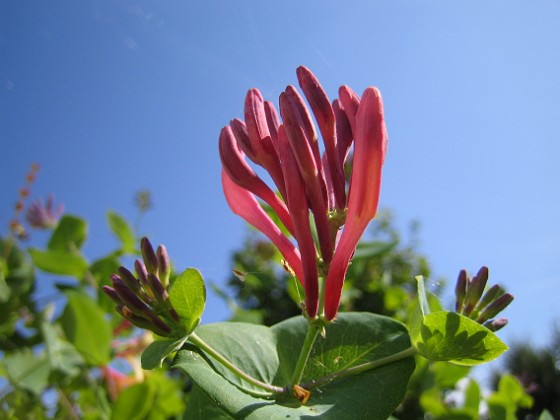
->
xmin=25 ymin=195 xmax=64 ymax=229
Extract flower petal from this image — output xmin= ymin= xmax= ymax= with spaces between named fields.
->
xmin=222 ymin=170 xmax=304 ymax=282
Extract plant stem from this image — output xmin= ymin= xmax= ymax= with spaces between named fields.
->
xmin=188 ymin=332 xmax=285 ymax=397
xmin=291 ymin=322 xmax=322 ymax=386
xmin=302 ymin=346 xmax=417 ymax=390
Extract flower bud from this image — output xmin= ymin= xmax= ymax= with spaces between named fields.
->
xmin=102 ymin=285 xmax=122 ymax=305
xmin=476 ymin=293 xmax=514 ymax=324
xmin=118 ymin=267 xmax=142 ymax=294
xmin=297 ymin=65 xmax=345 ymax=210
xmin=141 ymin=237 xmax=158 ymax=274
xmin=156 ymin=245 xmax=171 ymax=287
xmin=455 ymin=269 xmax=468 ymax=313
xmin=484 ymin=318 xmax=508 ymax=332
xmin=465 ymin=266 xmax=488 ymax=313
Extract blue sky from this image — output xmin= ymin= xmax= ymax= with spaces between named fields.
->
xmin=2 ymin=0 xmax=559 ymax=370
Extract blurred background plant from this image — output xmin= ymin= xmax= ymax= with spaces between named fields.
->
xmin=0 ymin=165 xmax=556 ymax=419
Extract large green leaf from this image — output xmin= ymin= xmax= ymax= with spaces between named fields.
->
xmin=29 ymin=248 xmax=88 ymax=277
xmin=48 ymin=215 xmax=88 ymax=251
xmin=107 ymin=210 xmax=136 ymax=254
xmin=169 ymin=268 xmax=206 ymax=334
xmin=175 ymin=312 xmax=414 ymax=419
xmin=60 ymin=292 xmax=112 ymax=365
xmin=4 ymin=349 xmax=50 ymax=395
xmin=411 ymin=311 xmax=508 ymax=365
xmin=42 ymin=321 xmax=84 ymax=377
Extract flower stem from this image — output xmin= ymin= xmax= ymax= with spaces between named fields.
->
xmin=291 ymin=322 xmax=322 ymax=386
xmin=188 ymin=332 xmax=285 ymax=397
xmin=302 ymin=346 xmax=417 ymax=390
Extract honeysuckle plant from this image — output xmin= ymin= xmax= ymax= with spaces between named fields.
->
xmin=101 ymin=67 xmax=515 ymax=418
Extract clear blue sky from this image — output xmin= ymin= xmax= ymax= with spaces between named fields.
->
xmin=2 ymin=0 xmax=559 ymax=368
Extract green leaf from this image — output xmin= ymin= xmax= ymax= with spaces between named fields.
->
xmin=60 ymin=292 xmax=112 ymax=365
xmin=48 ymin=215 xmax=88 ymax=251
xmin=431 ymin=361 xmax=470 ymax=388
xmin=411 ymin=311 xmax=508 ymax=365
xmin=352 ymin=240 xmax=396 ymax=260
xmin=145 ymin=371 xmax=186 ymax=419
xmin=4 ymin=349 xmax=50 ymax=395
xmin=186 ymin=384 xmax=235 ymax=419
xmin=463 ymin=378 xmax=481 ymax=414
xmin=42 ymin=322 xmax=84 ymax=377
xmin=169 ymin=268 xmax=206 ymax=334
xmin=29 ymin=248 xmax=88 ymax=277
xmin=112 ymin=383 xmax=156 ymax=420
xmin=416 ymin=276 xmax=431 ymax=316
xmin=107 ymin=210 xmax=136 ymax=253
xmin=141 ymin=336 xmax=188 ymax=370
xmin=175 ymin=312 xmax=415 ymax=419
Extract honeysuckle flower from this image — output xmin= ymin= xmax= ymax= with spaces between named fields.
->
xmin=220 ymin=66 xmax=387 ymax=320
xmin=324 ymin=87 xmax=387 ymax=320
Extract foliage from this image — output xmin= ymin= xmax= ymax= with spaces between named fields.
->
xmin=0 ymin=187 xmax=185 ymax=419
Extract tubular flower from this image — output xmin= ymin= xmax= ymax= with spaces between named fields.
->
xmin=220 ymin=66 xmax=387 ymax=320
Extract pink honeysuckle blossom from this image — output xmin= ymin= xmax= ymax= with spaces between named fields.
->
xmin=220 ymin=66 xmax=387 ymax=320
xmin=324 ymin=87 xmax=387 ymax=320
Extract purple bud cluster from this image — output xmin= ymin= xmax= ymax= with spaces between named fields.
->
xmin=454 ymin=266 xmax=514 ymax=332
xmin=103 ymin=237 xmax=178 ymax=337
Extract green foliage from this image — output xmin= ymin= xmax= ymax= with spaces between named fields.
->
xmin=169 ymin=268 xmax=206 ymax=334
xmin=177 ymin=313 xmax=415 ymax=419
xmin=142 ymin=336 xmax=188 ymax=370
xmin=107 ymin=210 xmax=136 ymax=254
xmin=61 ymin=291 xmax=113 ymax=365
xmin=487 ymin=374 xmax=533 ymax=419
xmin=0 ymin=200 xmax=187 ymax=419
xmin=493 ymin=329 xmax=560 ymax=418
xmin=412 ymin=311 xmax=507 ymax=365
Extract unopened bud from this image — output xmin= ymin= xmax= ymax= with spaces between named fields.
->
xmin=112 ymin=276 xmax=151 ymax=317
xmin=102 ymin=285 xmax=122 ymax=305
xmin=484 ymin=318 xmax=508 ymax=332
xmin=117 ymin=305 xmax=171 ymax=337
xmin=455 ymin=269 xmax=468 ymax=313
xmin=134 ymin=260 xmax=150 ymax=290
xmin=476 ymin=293 xmax=514 ymax=324
xmin=147 ymin=273 xmax=168 ymax=301
xmin=474 ymin=284 xmax=503 ymax=315
xmin=156 ymin=245 xmax=171 ymax=287
xmin=469 ymin=266 xmax=489 ymax=306
xmin=141 ymin=237 xmax=158 ymax=274
xmin=118 ymin=267 xmax=141 ymax=294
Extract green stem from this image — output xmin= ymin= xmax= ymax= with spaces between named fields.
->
xmin=317 ymin=276 xmax=326 ymax=316
xmin=291 ymin=322 xmax=322 ymax=386
xmin=188 ymin=332 xmax=285 ymax=397
xmin=302 ymin=346 xmax=417 ymax=390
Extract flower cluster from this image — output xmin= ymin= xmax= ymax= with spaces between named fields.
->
xmin=103 ymin=237 xmax=181 ymax=337
xmin=26 ymin=194 xmax=64 ymax=229
xmin=220 ymin=66 xmax=387 ymax=320
xmin=454 ymin=266 xmax=514 ymax=331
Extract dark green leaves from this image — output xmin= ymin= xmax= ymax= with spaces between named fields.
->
xmin=175 ymin=313 xmax=415 ymax=419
